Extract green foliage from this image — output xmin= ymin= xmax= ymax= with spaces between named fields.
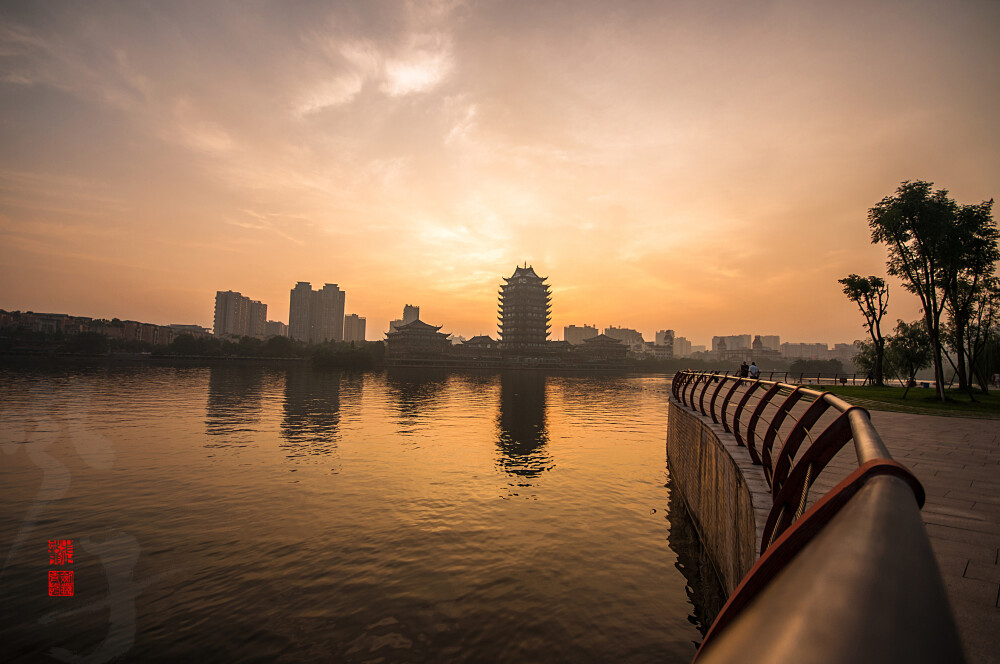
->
xmin=164 ymin=333 xmax=224 ymax=356
xmin=868 ymin=180 xmax=999 ymax=399
xmin=852 ymin=340 xmax=878 ymax=374
xmin=237 ymin=336 xmax=263 ymax=357
xmin=261 ymin=335 xmax=300 ymax=358
xmin=310 ymin=341 xmax=383 ymax=370
xmin=108 ymin=338 xmax=154 ymax=353
xmin=62 ymin=331 xmax=109 ymax=354
xmin=838 ymin=274 xmax=889 ymax=324
xmin=838 ymin=273 xmax=889 ymax=384
xmin=0 ymin=326 xmax=63 ymax=352
xmin=885 ymin=319 xmax=933 ymax=396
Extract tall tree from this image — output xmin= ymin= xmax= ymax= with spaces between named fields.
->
xmin=940 ymin=200 xmax=1000 ymax=391
xmin=885 ymin=319 xmax=933 ymax=399
xmin=962 ymin=281 xmax=1000 ymax=392
xmin=869 ymin=181 xmax=960 ymax=401
xmin=838 ymin=274 xmax=889 ymax=385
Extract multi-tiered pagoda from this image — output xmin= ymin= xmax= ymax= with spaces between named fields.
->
xmin=498 ymin=265 xmax=551 ymax=351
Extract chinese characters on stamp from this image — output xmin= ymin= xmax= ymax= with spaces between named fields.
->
xmin=48 ymin=539 xmax=74 ymax=596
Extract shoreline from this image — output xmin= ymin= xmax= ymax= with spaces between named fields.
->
xmin=0 ymin=352 xmax=672 ymax=375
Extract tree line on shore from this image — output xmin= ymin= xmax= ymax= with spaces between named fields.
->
xmin=841 ymin=180 xmax=1000 ymax=399
xmin=0 ymin=327 xmax=386 ymax=369
xmin=4 ymin=326 xmax=858 ymax=376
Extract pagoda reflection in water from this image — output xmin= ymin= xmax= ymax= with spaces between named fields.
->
xmin=496 ymin=370 xmax=552 ymax=482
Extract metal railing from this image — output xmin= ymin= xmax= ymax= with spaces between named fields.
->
xmin=706 ymin=370 xmax=907 ymax=386
xmin=670 ymin=371 xmax=963 ymax=663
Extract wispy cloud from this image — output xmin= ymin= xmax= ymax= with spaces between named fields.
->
xmin=0 ymin=1 xmax=996 ymax=340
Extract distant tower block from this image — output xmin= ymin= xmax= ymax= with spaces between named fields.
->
xmin=498 ymin=265 xmax=551 ymax=350
xmin=402 ymin=305 xmax=419 ymax=324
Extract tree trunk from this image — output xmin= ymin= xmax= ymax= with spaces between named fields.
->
xmin=955 ymin=326 xmax=969 ymax=391
xmin=933 ymin=345 xmax=946 ymax=401
xmin=972 ymin=363 xmax=990 ymax=394
xmin=925 ymin=306 xmax=947 ymax=402
xmin=874 ymin=339 xmax=885 ymax=386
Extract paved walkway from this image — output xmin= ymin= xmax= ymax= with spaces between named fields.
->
xmin=868 ymin=411 xmax=1000 ymax=664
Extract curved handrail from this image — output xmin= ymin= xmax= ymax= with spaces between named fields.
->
xmin=669 ymin=371 xmax=963 ymax=663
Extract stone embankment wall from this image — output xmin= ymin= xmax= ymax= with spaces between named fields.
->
xmin=666 ymin=399 xmax=771 ymax=596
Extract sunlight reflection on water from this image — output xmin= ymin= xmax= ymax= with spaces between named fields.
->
xmin=0 ymin=364 xmax=721 ymax=663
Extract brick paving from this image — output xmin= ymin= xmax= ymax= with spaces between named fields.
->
xmin=867 ymin=411 xmax=1000 ymax=664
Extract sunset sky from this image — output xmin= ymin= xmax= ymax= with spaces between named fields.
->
xmin=1 ymin=0 xmax=997 ymax=345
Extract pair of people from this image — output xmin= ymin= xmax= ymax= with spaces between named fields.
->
xmin=738 ymin=361 xmax=760 ymax=379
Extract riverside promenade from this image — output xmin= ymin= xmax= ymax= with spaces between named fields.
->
xmin=867 ymin=410 xmax=1000 ymax=664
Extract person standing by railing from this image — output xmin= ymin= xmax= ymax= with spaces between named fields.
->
xmin=749 ymin=361 xmax=760 ymax=379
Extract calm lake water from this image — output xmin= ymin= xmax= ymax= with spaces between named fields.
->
xmin=0 ymin=364 xmax=720 ymax=663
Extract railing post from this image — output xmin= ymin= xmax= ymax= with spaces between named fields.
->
xmin=744 ymin=382 xmax=782 ymax=465
xmin=708 ymin=376 xmax=730 ymax=424
xmin=698 ymin=373 xmax=715 ymax=416
xmin=760 ymin=387 xmax=807 ymax=487
xmin=771 ymin=397 xmax=834 ymax=498
xmin=731 ymin=380 xmax=765 ymax=451
xmin=718 ymin=378 xmax=744 ymax=434
xmin=687 ymin=373 xmax=705 ymax=408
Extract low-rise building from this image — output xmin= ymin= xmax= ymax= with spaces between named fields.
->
xmin=781 ymin=342 xmax=830 ymax=359
xmin=263 ymin=321 xmax=288 ymax=338
xmin=564 ymin=324 xmax=598 ymax=345
xmin=604 ymin=326 xmax=644 ymax=346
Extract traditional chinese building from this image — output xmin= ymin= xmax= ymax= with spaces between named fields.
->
xmin=498 ymin=265 xmax=551 ymax=351
xmin=579 ymin=333 xmax=628 ymax=361
xmin=453 ymin=334 xmax=502 ymax=366
xmin=463 ymin=335 xmax=498 ymax=349
xmin=384 ymin=319 xmax=451 ymax=362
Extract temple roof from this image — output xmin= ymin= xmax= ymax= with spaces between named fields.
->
xmin=503 ymin=264 xmax=547 ymax=282
xmin=392 ymin=318 xmax=443 ymax=332
xmin=464 ymin=335 xmax=496 ymax=345
xmin=582 ymin=333 xmax=625 ymax=345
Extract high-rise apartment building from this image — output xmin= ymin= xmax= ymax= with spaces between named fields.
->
xmin=403 ymin=305 xmax=419 ymax=324
xmin=214 ymin=291 xmax=246 ymax=337
xmin=674 ymin=336 xmax=693 ymax=357
xmin=289 ymin=282 xmax=313 ymax=342
xmin=313 ymin=284 xmax=346 ymax=343
xmin=564 ymin=324 xmax=598 ymax=345
xmin=344 ymin=314 xmax=366 ymax=343
xmin=389 ymin=304 xmax=421 ymax=333
xmin=214 ymin=290 xmax=267 ymax=338
xmin=498 ymin=265 xmax=551 ymax=350
xmin=248 ymin=300 xmax=267 ymax=338
xmin=288 ymin=282 xmax=346 ymax=343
